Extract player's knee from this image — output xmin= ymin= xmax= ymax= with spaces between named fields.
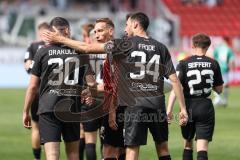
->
xmin=103 ymin=144 xmax=119 ymax=156
xmin=197 ymin=151 xmax=208 ymax=160
xmin=67 ymin=153 xmax=79 ymax=160
xmin=156 ymin=142 xmax=170 ymax=156
xmin=184 ymin=140 xmax=193 ymax=150
xmin=84 ymin=132 xmax=97 ymax=143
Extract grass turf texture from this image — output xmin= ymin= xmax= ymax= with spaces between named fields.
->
xmin=0 ymin=87 xmax=239 ymax=160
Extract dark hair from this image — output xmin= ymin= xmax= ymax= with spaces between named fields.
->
xmin=38 ymin=22 xmax=50 ymax=30
xmin=126 ymin=13 xmax=133 ymax=21
xmin=50 ymin=17 xmax=70 ymax=30
xmin=82 ymin=23 xmax=94 ymax=36
xmin=95 ymin=18 xmax=115 ymax=28
xmin=223 ymin=36 xmax=231 ymax=45
xmin=129 ymin=12 xmax=149 ymax=31
xmin=192 ymin=33 xmax=211 ymax=50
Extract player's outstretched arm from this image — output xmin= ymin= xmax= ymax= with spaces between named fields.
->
xmin=169 ymin=73 xmax=188 ymax=126
xmin=43 ymin=30 xmax=106 ymax=54
xmin=22 ymin=75 xmax=40 ymax=129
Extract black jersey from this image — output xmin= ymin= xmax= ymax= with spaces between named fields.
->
xmin=24 ymin=41 xmax=45 ymax=62
xmin=31 ymin=44 xmax=93 ymax=114
xmin=111 ymin=36 xmax=175 ymax=109
xmin=177 ymin=55 xmax=224 ymax=99
xmin=88 ymin=54 xmax=106 ymax=84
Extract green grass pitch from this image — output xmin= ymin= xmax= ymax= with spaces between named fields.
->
xmin=0 ymin=87 xmax=240 ymax=160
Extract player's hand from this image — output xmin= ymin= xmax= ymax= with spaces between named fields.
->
xmin=81 ymin=88 xmax=93 ymax=106
xmin=108 ymin=111 xmax=118 ymax=131
xmin=179 ymin=109 xmax=188 ymax=126
xmin=23 ymin=112 xmax=31 ymax=129
xmin=167 ymin=111 xmax=173 ymax=124
xmin=42 ymin=27 xmax=60 ymax=43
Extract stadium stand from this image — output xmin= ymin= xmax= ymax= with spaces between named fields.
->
xmin=163 ymin=0 xmax=240 ymax=37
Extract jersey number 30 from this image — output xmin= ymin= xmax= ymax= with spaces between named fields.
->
xmin=48 ymin=57 xmax=79 ymax=86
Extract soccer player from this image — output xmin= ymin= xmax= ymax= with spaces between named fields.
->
xmin=115 ymin=12 xmax=188 ymax=160
xmin=22 ymin=17 xmax=95 ymax=160
xmin=81 ymin=23 xmax=95 ymax=44
xmin=24 ymin=22 xmax=50 ymax=160
xmin=167 ymin=33 xmax=224 ymax=160
xmin=212 ymin=36 xmax=235 ymax=107
xmin=93 ymin=18 xmax=126 ymax=160
xmin=42 ymin=12 xmax=188 ymax=160
xmin=79 ymin=23 xmax=96 ymax=160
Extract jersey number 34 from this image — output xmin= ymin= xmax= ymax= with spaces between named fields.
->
xmin=130 ymin=51 xmax=160 ymax=82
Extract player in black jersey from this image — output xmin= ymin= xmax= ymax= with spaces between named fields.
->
xmin=24 ymin=22 xmax=50 ymax=160
xmin=167 ymin=33 xmax=224 ymax=160
xmin=114 ymin=12 xmax=188 ymax=160
xmin=78 ymin=23 xmax=98 ymax=160
xmin=42 ymin=12 xmax=188 ymax=160
xmin=23 ymin=17 xmax=95 ymax=160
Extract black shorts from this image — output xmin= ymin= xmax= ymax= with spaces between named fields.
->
xmin=82 ymin=118 xmax=102 ymax=132
xmin=81 ymin=103 xmax=102 ymax=132
xmin=39 ymin=112 xmax=80 ymax=144
xmin=124 ymin=107 xmax=168 ymax=146
xmin=181 ymin=98 xmax=215 ymax=142
xmin=100 ymin=106 xmax=125 ymax=147
xmin=31 ymin=95 xmax=39 ymax=122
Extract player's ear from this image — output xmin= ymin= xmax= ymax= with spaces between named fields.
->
xmin=65 ymin=28 xmax=70 ymax=37
xmin=109 ymin=28 xmax=114 ymax=36
xmin=133 ymin=21 xmax=138 ymax=29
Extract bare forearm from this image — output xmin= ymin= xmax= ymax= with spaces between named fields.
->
xmin=172 ymin=80 xmax=186 ymax=110
xmin=167 ymin=90 xmax=176 ymax=113
xmin=23 ymin=86 xmax=37 ymax=113
xmin=169 ymin=73 xmax=186 ymax=110
xmin=61 ymin=36 xmax=105 ymax=54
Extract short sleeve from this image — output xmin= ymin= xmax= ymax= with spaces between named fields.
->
xmin=176 ymin=61 xmax=184 ymax=84
xmin=24 ymin=44 xmax=34 ymax=62
xmin=161 ymin=45 xmax=176 ymax=79
xmin=213 ymin=61 xmax=224 ymax=86
xmin=31 ymin=48 xmax=42 ymax=77
xmin=105 ymin=38 xmax=133 ymax=57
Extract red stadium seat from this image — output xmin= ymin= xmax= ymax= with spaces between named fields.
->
xmin=162 ymin=0 xmax=240 ymax=37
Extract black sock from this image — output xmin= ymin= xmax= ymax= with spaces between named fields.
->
xmin=159 ymin=155 xmax=171 ymax=160
xmin=85 ymin=143 xmax=96 ymax=160
xmin=32 ymin=148 xmax=41 ymax=159
xmin=79 ymin=138 xmax=85 ymax=160
xmin=118 ymin=153 xmax=126 ymax=160
xmin=104 ymin=158 xmax=117 ymax=160
xmin=183 ymin=149 xmax=193 ymax=160
xmin=197 ymin=151 xmax=208 ymax=160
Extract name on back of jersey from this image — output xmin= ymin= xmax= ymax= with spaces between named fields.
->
xmin=188 ymin=62 xmax=211 ymax=69
xmin=138 ymin=43 xmax=155 ymax=51
xmin=48 ymin=49 xmax=77 ymax=56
